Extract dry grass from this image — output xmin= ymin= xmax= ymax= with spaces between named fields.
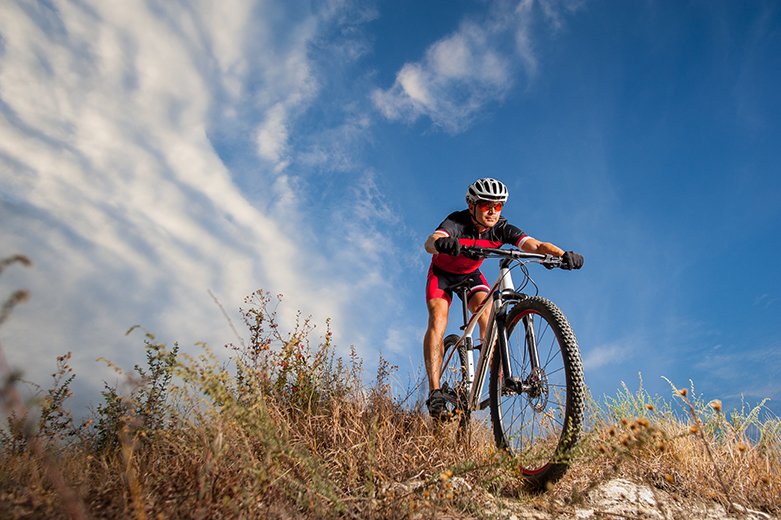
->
xmin=548 ymin=381 xmax=781 ymax=515
xmin=1 ymin=263 xmax=780 ymax=518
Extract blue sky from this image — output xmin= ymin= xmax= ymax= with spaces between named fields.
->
xmin=1 ymin=0 xmax=779 ymax=416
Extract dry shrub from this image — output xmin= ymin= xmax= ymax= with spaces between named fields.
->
xmin=549 ymin=379 xmax=781 ymax=516
xmin=1 ymin=288 xmax=511 ymax=518
xmin=1 ymin=280 xmax=779 ymax=518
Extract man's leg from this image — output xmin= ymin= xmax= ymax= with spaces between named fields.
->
xmin=424 ymin=297 xmax=450 ymax=392
xmin=468 ymin=290 xmax=490 ymax=346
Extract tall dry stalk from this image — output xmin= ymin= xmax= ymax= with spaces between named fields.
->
xmin=0 ymin=255 xmax=90 ymax=519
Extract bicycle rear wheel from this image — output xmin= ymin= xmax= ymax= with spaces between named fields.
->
xmin=439 ymin=334 xmax=470 ymax=428
xmin=489 ymin=296 xmax=585 ymax=490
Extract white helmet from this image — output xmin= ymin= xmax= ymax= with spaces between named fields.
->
xmin=465 ymin=178 xmax=508 ymax=204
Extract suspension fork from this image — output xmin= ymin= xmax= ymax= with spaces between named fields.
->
xmin=495 ymin=257 xmax=515 ymax=381
xmin=495 ymin=299 xmax=513 ymax=381
xmin=523 ymin=313 xmax=541 ymax=372
xmin=494 ymin=301 xmax=539 ymax=395
xmin=494 ymin=258 xmax=541 ymax=391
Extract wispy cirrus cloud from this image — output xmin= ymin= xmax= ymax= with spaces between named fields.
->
xmin=538 ymin=0 xmax=588 ymax=32
xmin=371 ymin=0 xmax=582 ymax=133
xmin=693 ymin=344 xmax=781 ymax=404
xmin=0 ymin=0 xmax=398 ymax=404
xmin=581 ymin=341 xmax=633 ymax=371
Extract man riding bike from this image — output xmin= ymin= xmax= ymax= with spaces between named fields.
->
xmin=424 ymin=178 xmax=584 ymax=418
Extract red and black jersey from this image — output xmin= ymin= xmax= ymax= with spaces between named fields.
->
xmin=433 ymin=210 xmax=530 ymax=274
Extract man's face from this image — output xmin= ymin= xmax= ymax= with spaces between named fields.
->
xmin=471 ymin=200 xmax=503 ymax=228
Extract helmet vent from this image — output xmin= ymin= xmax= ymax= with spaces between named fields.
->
xmin=465 ymin=178 xmax=508 ymax=204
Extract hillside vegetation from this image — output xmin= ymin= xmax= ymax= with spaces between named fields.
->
xmin=1 ymin=257 xmax=779 ymax=519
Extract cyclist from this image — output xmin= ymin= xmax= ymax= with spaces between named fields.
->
xmin=424 ymin=178 xmax=584 ymax=418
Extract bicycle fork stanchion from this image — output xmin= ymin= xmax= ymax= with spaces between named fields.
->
xmin=523 ymin=314 xmax=540 ymax=370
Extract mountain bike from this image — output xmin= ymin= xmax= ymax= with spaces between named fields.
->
xmin=437 ymin=246 xmax=585 ymax=489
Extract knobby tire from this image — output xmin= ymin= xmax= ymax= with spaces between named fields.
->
xmin=488 ymin=296 xmax=585 ymax=490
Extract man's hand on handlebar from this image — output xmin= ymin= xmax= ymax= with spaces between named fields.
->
xmin=561 ymin=251 xmax=584 ymax=270
xmin=434 ymin=236 xmax=461 ymax=256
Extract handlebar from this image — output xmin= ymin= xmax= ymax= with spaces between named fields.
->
xmin=461 ymin=246 xmax=563 ymax=269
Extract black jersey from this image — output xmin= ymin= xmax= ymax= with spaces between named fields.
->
xmin=433 ymin=210 xmax=529 ymax=274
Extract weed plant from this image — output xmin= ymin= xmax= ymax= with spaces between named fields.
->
xmin=1 ymin=259 xmax=780 ymax=518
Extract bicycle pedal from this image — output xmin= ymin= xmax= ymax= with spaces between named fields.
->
xmin=441 ymin=410 xmax=460 ymax=423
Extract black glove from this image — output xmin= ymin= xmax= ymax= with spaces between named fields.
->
xmin=434 ymin=236 xmax=461 ymax=256
xmin=561 ymin=251 xmax=584 ymax=270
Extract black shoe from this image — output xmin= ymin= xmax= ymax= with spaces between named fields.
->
xmin=426 ymin=389 xmax=448 ymax=419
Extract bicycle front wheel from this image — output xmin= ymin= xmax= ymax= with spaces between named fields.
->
xmin=489 ymin=296 xmax=585 ymax=489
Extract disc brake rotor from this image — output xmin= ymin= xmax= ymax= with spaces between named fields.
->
xmin=526 ymin=367 xmax=549 ymax=412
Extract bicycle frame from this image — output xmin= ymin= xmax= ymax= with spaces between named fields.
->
xmin=441 ymin=249 xmax=555 ymax=411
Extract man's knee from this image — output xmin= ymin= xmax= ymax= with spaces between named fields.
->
xmin=425 ymin=301 xmax=448 ymax=340
xmin=428 ymin=314 xmax=448 ymax=331
xmin=427 ymin=301 xmax=448 ymax=326
xmin=468 ymin=291 xmax=488 ymax=311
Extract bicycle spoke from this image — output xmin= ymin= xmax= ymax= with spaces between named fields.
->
xmin=545 ymin=366 xmax=565 ymax=378
xmin=542 ymin=333 xmax=559 ymax=367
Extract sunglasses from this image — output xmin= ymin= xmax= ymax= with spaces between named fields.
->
xmin=476 ymin=201 xmax=503 ymax=212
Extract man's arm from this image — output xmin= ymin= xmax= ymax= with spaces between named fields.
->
xmin=424 ymin=231 xmax=448 ymax=254
xmin=519 ymin=237 xmax=565 ymax=257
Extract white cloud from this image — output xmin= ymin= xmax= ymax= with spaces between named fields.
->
xmin=398 ymin=64 xmax=435 ymax=108
xmin=693 ymin=345 xmax=781 ymax=400
xmin=430 ymin=34 xmax=472 ymax=79
xmin=371 ymin=17 xmax=515 ymax=132
xmin=256 ymin=103 xmax=290 ymax=170
xmin=581 ymin=342 xmax=631 ymax=371
xmin=0 ymin=0 xmax=391 ymax=404
xmin=514 ymin=0 xmax=538 ymax=77
xmin=538 ymin=0 xmax=587 ymax=32
xmin=753 ymin=293 xmax=777 ymax=309
xmin=371 ymin=0 xmax=583 ymax=132
xmin=298 ymin=112 xmax=372 ymax=172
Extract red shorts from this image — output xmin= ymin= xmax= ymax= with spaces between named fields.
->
xmin=426 ymin=264 xmax=490 ymax=305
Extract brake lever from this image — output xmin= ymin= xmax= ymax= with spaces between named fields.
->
xmin=462 ymin=247 xmax=485 ymax=260
xmin=541 ymin=254 xmax=562 ymax=270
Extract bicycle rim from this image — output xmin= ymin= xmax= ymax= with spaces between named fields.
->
xmin=489 ymin=297 xmax=585 ymax=487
